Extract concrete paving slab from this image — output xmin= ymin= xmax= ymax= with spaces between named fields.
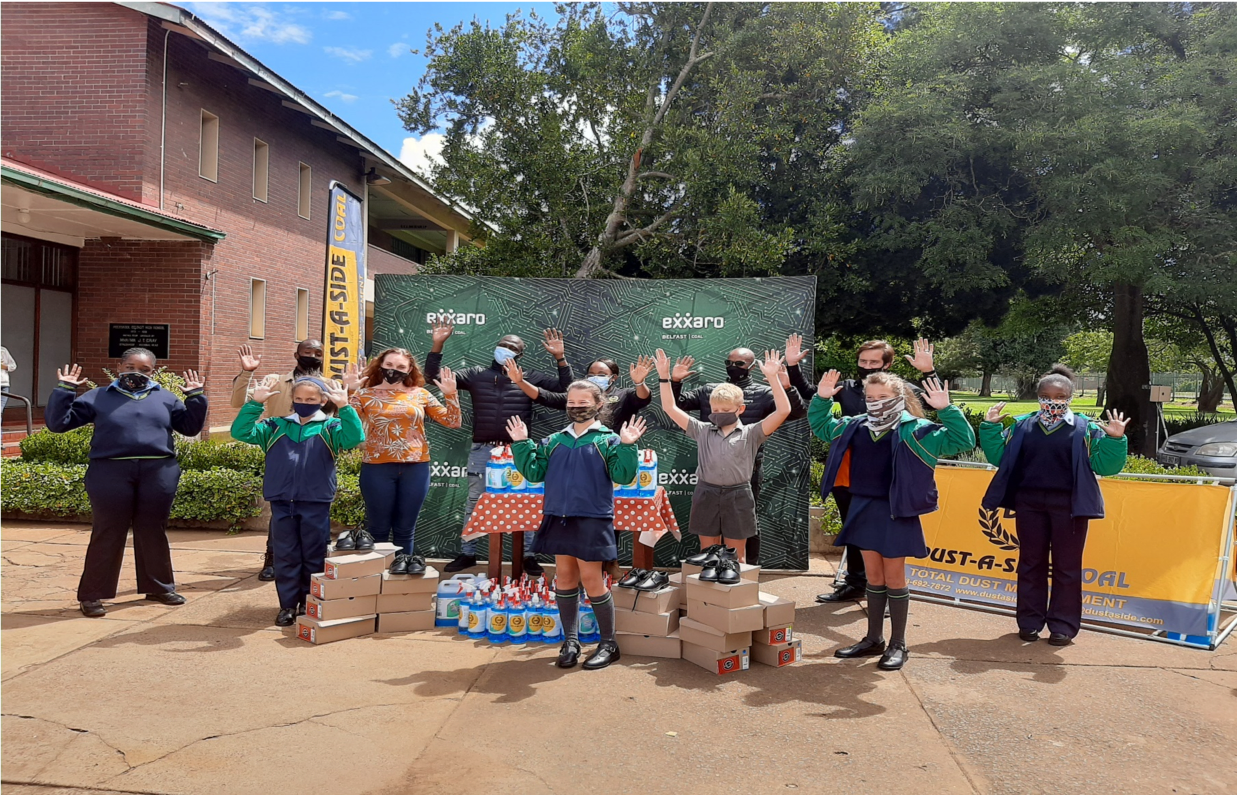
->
xmin=0 ymin=522 xmax=81 ymax=542
xmin=1 ymin=613 xmax=131 ymax=681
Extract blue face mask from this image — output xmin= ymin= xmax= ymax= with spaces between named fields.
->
xmin=494 ymin=347 xmax=518 ymax=365
xmin=587 ymin=375 xmax=612 ymax=390
xmin=292 ymin=402 xmax=320 ymax=418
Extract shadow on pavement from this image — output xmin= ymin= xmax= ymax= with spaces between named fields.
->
xmin=911 ymin=634 xmax=1068 ymax=683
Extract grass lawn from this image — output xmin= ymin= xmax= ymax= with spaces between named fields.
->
xmin=951 ymin=391 xmax=1235 ymax=419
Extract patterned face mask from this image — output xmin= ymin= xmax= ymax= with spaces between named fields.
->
xmin=1038 ymin=397 xmax=1071 ymax=428
xmin=865 ymin=395 xmax=905 ymax=433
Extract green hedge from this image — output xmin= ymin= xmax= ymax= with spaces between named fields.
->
xmin=331 ymin=472 xmax=366 ymax=528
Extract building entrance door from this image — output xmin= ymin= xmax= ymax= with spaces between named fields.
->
xmin=1 ymin=234 xmax=77 ymax=409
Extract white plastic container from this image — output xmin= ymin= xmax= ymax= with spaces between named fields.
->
xmin=435 ymin=573 xmax=477 ymax=627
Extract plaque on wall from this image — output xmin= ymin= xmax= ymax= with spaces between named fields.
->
xmin=107 ymin=324 xmax=170 ymax=359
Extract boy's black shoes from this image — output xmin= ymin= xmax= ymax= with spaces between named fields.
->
xmin=582 ymin=641 xmax=621 ymax=670
xmin=1048 ymin=633 xmax=1072 ymax=647
xmin=877 ymin=641 xmax=909 ymax=670
xmin=80 ymin=600 xmax=106 ymax=618
xmin=523 ymin=556 xmax=545 ymax=577
xmin=334 ymin=531 xmax=357 ymax=551
xmin=817 ymin=582 xmax=866 ymax=603
xmin=715 ymin=558 xmax=741 ymax=585
xmin=353 ymin=528 xmax=376 ymax=551
xmin=685 ymin=544 xmax=725 ymax=566
xmin=618 ymin=568 xmax=649 ymax=588
xmin=145 ymin=592 xmax=186 ymax=605
xmin=1018 ymin=630 xmax=1040 ymax=642
xmin=634 ymin=571 xmax=670 ymax=592
xmin=557 ymin=640 xmax=583 ymax=668
xmin=406 ymin=555 xmax=427 ymax=576
xmin=834 ymin=637 xmax=886 ymax=659
xmin=389 ymin=554 xmax=410 ymax=576
xmin=258 ymin=547 xmax=276 ymax=581
xmin=699 ymin=547 xmax=738 ymax=582
xmin=275 ymin=608 xmax=297 ymax=627
xmin=444 ymin=554 xmax=477 ymax=573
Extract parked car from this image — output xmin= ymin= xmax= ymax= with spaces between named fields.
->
xmin=1157 ymin=419 xmax=1237 ymax=478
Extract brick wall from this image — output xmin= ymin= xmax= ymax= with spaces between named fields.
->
xmin=368 ymin=245 xmax=421 ymax=277
xmin=0 ymin=2 xmax=152 ymax=201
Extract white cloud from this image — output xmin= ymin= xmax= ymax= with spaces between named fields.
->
xmin=388 ymin=43 xmax=406 ymax=58
xmin=187 ymin=4 xmax=312 ymax=45
xmin=324 ymin=10 xmax=350 ymax=21
xmin=324 ymin=90 xmax=359 ymax=103
xmin=399 ymin=134 xmax=446 ymax=178
xmin=324 ymin=46 xmax=373 ymax=63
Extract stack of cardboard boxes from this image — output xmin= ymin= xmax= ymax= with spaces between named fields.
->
xmin=613 ymin=576 xmax=683 ymax=659
xmin=295 ymin=542 xmax=439 ymax=644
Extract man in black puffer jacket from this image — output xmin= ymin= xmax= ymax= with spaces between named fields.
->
xmin=424 ymin=320 xmax=574 ymax=574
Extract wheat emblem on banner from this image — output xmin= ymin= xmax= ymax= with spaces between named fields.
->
xmin=979 ymin=507 xmax=1018 ymax=550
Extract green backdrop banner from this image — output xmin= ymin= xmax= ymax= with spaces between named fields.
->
xmin=372 ymin=275 xmax=817 ymax=570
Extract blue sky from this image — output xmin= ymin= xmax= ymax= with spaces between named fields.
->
xmin=183 ymin=2 xmax=557 ymax=174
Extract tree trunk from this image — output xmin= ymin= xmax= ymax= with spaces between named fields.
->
xmin=1104 ymin=283 xmax=1155 ymax=456
xmin=979 ymin=371 xmax=992 ymax=397
xmin=1198 ymin=368 xmax=1223 ymax=413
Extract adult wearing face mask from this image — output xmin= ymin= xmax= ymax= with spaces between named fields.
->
xmin=670 ymin=347 xmax=806 ymax=564
xmin=424 ymin=320 xmax=575 ymax=575
xmin=46 ymin=349 xmax=208 ymax=618
xmin=783 ymin=337 xmax=940 ymax=603
xmin=232 ymin=339 xmax=329 ymax=580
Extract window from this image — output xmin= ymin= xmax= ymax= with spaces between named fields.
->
xmin=295 ymin=288 xmax=310 ymax=341
xmin=252 ymin=139 xmax=269 ymax=202
xmin=199 ymin=110 xmax=219 ymax=182
xmin=298 ymin=163 xmax=312 ymax=219
xmin=249 ymin=279 xmax=266 ymax=339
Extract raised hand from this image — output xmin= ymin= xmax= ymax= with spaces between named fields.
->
xmin=629 ymin=354 xmax=655 ymax=385
xmin=671 ymin=354 xmax=696 ymax=382
xmin=503 ymin=357 xmax=525 ymax=385
xmin=237 ymin=345 xmax=261 ymax=372
xmin=506 ymin=415 xmax=529 ymax=442
xmin=922 ymin=377 xmax=951 ymax=410
xmin=817 ymin=369 xmax=842 ymax=399
xmin=434 ymin=365 xmax=458 ymax=396
xmin=653 ymin=349 xmax=672 ymax=380
xmin=906 ymin=338 xmax=935 ymax=373
xmin=778 ymin=364 xmax=791 ymax=389
xmin=431 ymin=319 xmax=454 ymax=345
xmin=57 ymin=364 xmax=85 ymax=386
xmin=251 ymin=374 xmax=279 ymax=403
xmin=324 ymin=379 xmax=349 ymax=408
xmin=619 ymin=415 xmax=648 ymax=445
xmin=757 ymin=349 xmax=784 ymax=381
xmin=543 ymin=328 xmax=566 ymax=360
xmin=341 ymin=362 xmax=362 ymax=392
xmin=1102 ymin=409 xmax=1130 ymax=438
xmin=785 ymin=333 xmax=807 ymax=367
xmin=985 ymin=402 xmax=1009 ymax=423
xmin=181 ymin=370 xmax=204 ymax=390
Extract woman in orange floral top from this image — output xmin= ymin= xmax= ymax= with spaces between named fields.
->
xmin=347 ymin=348 xmax=461 ymax=575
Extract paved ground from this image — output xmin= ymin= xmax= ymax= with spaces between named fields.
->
xmin=1 ymin=521 xmax=1234 ymax=795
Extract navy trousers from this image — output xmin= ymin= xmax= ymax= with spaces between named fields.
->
xmin=359 ymin=462 xmax=431 ymax=554
xmin=1014 ymin=489 xmax=1090 ymax=638
xmin=79 ymin=457 xmax=179 ymax=601
xmin=270 ymin=500 xmax=331 ymax=609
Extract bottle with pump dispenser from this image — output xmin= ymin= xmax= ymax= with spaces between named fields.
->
xmin=487 ymin=598 xmax=509 ymax=644
xmin=467 ymin=591 xmax=488 ymax=639
xmin=527 ymin=593 xmax=544 ymax=641
xmin=541 ymin=592 xmax=562 ymax=644
xmin=579 ymin=594 xmax=600 ymax=644
xmin=507 ymin=598 xmax=527 ymax=644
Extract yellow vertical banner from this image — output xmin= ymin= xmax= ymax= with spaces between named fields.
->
xmin=323 ymin=182 xmax=365 ymax=378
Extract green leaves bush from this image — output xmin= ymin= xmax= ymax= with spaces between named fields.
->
xmin=18 ymin=426 xmax=92 ymax=465
xmin=169 ymin=468 xmax=263 ymax=527
xmin=331 ymin=472 xmax=365 ymax=528
xmin=1117 ymin=455 xmax=1208 ymax=479
xmin=176 ymin=438 xmax=265 ymax=475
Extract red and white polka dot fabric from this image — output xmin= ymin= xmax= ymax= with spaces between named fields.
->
xmin=462 ymin=488 xmax=681 ymax=547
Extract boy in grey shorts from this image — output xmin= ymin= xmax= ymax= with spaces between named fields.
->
xmin=653 ymin=349 xmax=792 ymax=564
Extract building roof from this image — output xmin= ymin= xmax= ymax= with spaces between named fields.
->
xmin=2 ymin=158 xmax=226 ymax=243
xmin=117 ymin=1 xmax=484 ymax=237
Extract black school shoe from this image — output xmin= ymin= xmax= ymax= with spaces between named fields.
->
xmin=80 ymin=600 xmax=106 ymax=618
xmin=699 ymin=547 xmax=738 ymax=582
xmin=685 ymin=544 xmax=724 ymax=567
xmin=334 ymin=531 xmax=356 ymax=551
xmin=275 ymin=608 xmax=296 ymax=627
xmin=634 ymin=571 xmax=670 ymax=592
xmin=523 ymin=556 xmax=545 ymax=577
xmin=353 ymin=528 xmax=376 ymax=551
xmin=817 ymin=582 xmax=866 ymax=603
xmin=877 ymin=641 xmax=909 ymax=670
xmin=444 ymin=554 xmax=477 ymax=573
xmin=389 ymin=554 xmax=410 ymax=576
xmin=145 ymin=592 xmax=186 ymax=605
xmin=1018 ymin=630 xmax=1041 ymax=643
xmin=1048 ymin=633 xmax=1072 ymax=647
xmin=557 ymin=640 xmax=582 ymax=669
xmin=618 ymin=568 xmax=649 ymax=588
xmin=582 ymin=641 xmax=621 ymax=670
xmin=406 ymin=555 xmax=427 ymax=576
xmin=834 ymin=637 xmax=886 ymax=659
xmin=715 ymin=558 xmax=741 ymax=585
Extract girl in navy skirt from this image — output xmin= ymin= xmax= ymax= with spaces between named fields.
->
xmin=809 ymin=370 xmax=975 ymax=670
xmin=507 ymin=380 xmax=646 ymax=671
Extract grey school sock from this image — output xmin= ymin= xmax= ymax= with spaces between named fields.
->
xmin=556 ymin=588 xmax=580 ymax=644
xmin=887 ymin=587 xmax=910 ymax=645
xmin=590 ymin=591 xmax=615 ymax=643
xmin=865 ymin=586 xmax=888 ymax=642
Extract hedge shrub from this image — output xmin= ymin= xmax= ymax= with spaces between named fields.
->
xmin=169 ymin=468 xmax=263 ymax=527
xmin=18 ymin=426 xmax=92 ymax=465
xmin=176 ymin=438 xmax=265 ymax=475
xmin=331 ymin=472 xmax=365 ymax=528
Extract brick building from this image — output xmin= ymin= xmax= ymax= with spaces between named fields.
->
xmin=1 ymin=1 xmax=475 ymax=435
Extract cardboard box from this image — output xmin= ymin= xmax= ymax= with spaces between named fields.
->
xmin=310 ymin=573 xmax=381 ymax=601
xmin=305 ymin=594 xmax=378 ymax=621
xmin=295 ymin=614 xmax=376 ymax=644
xmin=616 ymin=630 xmax=681 ymax=659
xmin=328 ymin=541 xmax=400 ymax=562
xmin=614 ymin=607 xmax=679 ymax=637
xmin=751 ymin=638 xmax=802 ymax=668
xmin=684 ymin=575 xmax=760 ymax=609
xmin=679 ymin=616 xmax=753 ymax=653
xmin=323 ymin=551 xmax=387 ymax=580
xmin=632 ymin=586 xmax=681 ymax=615
xmin=376 ymin=592 xmax=434 ymax=614
xmin=685 ymin=599 xmax=765 ymax=633
xmin=758 ymin=592 xmax=796 ymax=627
xmin=380 ymin=568 xmax=441 ymax=595
xmin=376 ymin=609 xmax=436 ymax=633
xmin=681 ymin=641 xmax=749 ymax=675
xmin=681 ymin=562 xmax=760 ymax=582
xmin=753 ymin=625 xmax=793 ymax=646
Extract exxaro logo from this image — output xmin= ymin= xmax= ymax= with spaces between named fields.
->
xmin=659 ymin=469 xmax=698 ymax=486
xmin=432 ymin=463 xmax=467 ymax=479
xmin=427 ymin=310 xmax=486 ymax=325
xmin=979 ymin=507 xmax=1019 ymax=550
xmin=662 ymin=313 xmax=724 ymax=330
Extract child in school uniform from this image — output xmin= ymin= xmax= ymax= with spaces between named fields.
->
xmin=507 ymin=381 xmax=647 ymax=670
xmin=653 ymin=348 xmax=792 ymax=573
xmin=232 ymin=375 xmax=364 ymax=627
xmin=980 ymin=364 xmax=1129 ymax=646
xmin=810 ymin=369 xmax=975 ymax=670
